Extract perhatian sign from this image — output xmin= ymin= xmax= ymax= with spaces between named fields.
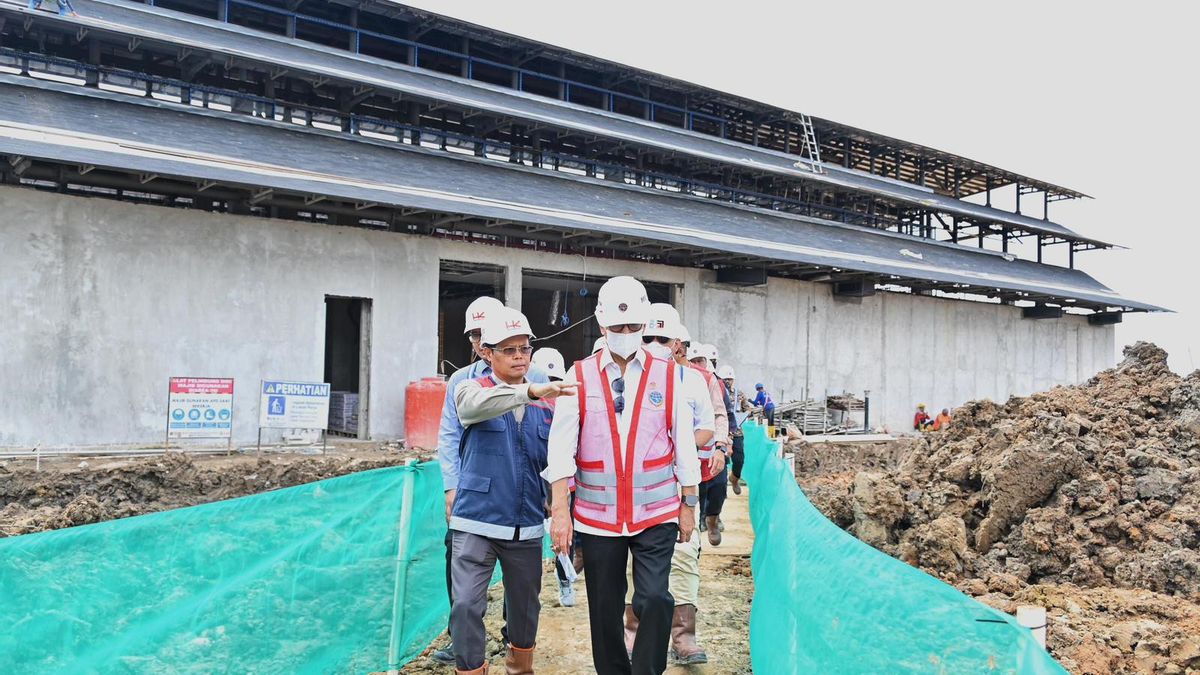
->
xmin=168 ymin=377 xmax=234 ymax=439
xmin=259 ymin=380 xmax=331 ymax=429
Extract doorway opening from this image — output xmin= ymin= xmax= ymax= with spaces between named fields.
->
xmin=324 ymin=296 xmax=372 ymax=439
xmin=522 ymin=270 xmax=671 ymax=367
xmin=439 ymin=261 xmax=505 ymax=375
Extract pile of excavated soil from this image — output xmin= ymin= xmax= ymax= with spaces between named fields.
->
xmin=794 ymin=342 xmax=1200 ymax=674
xmin=0 ymin=445 xmax=423 ymax=537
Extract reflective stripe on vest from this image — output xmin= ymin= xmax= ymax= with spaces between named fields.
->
xmin=572 ymin=349 xmax=679 ymax=533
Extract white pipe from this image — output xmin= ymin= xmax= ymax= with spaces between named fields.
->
xmin=387 ymin=458 xmax=418 ymax=674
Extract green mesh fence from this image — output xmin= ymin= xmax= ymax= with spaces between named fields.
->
xmin=743 ymin=422 xmax=1066 ymax=674
xmin=0 ymin=462 xmax=450 ymax=675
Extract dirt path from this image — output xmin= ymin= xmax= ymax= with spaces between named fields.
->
xmin=405 ymin=487 xmax=755 ymax=674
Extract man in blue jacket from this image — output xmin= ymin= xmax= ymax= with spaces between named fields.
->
xmin=450 ymin=307 xmax=575 ymax=675
xmin=434 ymin=296 xmax=548 ymax=665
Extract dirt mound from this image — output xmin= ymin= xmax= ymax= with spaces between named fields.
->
xmin=0 ymin=448 xmax=420 ymax=537
xmin=794 ymin=342 xmax=1200 ymax=674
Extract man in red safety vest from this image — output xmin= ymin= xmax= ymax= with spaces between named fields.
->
xmin=547 ymin=276 xmax=701 ymax=675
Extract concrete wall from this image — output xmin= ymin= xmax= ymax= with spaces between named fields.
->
xmin=0 ymin=187 xmax=1114 ymax=446
xmin=0 ymin=187 xmax=437 ymax=446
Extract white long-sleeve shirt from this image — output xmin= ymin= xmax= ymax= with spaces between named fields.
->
xmin=544 ymin=349 xmax=701 ymax=537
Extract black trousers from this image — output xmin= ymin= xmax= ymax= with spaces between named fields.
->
xmin=731 ymin=434 xmax=745 ymax=479
xmin=581 ymin=524 xmax=678 ymax=675
xmin=765 ymin=407 xmax=776 ymax=428
xmin=700 ymin=465 xmax=728 ymax=517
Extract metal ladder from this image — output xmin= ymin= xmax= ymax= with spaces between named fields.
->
xmin=794 ymin=113 xmax=824 ymax=174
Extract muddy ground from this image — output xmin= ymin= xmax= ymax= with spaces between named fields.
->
xmin=796 ymin=343 xmax=1200 ymax=675
xmin=400 ymin=488 xmax=756 ymax=675
xmin=0 ymin=442 xmax=426 ymax=537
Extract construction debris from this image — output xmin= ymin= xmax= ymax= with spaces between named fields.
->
xmin=795 ymin=342 xmax=1200 ymax=674
xmin=0 ymin=445 xmax=422 ymax=538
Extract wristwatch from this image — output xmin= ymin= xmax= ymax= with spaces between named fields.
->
xmin=682 ymin=494 xmax=699 ymax=507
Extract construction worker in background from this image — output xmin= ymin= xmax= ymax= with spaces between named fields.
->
xmin=450 ymin=307 xmax=576 ymax=675
xmin=717 ymin=365 xmax=747 ymax=496
xmin=622 ymin=305 xmax=715 ymax=665
xmin=932 ymin=407 xmax=952 ymax=431
xmin=685 ymin=344 xmax=732 ymax=544
xmin=752 ymin=383 xmax=776 ymax=429
xmin=531 ymin=347 xmax=566 ymax=384
xmin=913 ymin=403 xmax=932 ymax=431
xmin=546 ymin=276 xmax=701 ymax=675
xmin=532 ymin=347 xmax=580 ymax=608
xmin=434 ymin=297 xmax=548 ymax=666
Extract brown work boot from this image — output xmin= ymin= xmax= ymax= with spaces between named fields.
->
xmin=670 ymin=604 xmax=708 ymax=665
xmin=455 ymin=664 xmax=488 ymax=674
xmin=730 ymin=474 xmax=742 ymax=495
xmin=504 ymin=643 xmax=534 ymax=675
xmin=623 ymin=604 xmax=638 ymax=658
xmin=706 ymin=516 xmax=722 ymax=546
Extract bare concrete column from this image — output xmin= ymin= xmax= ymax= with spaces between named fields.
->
xmin=505 ymin=264 xmax=522 ymax=310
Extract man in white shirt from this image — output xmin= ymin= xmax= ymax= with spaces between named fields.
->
xmin=545 ymin=277 xmax=700 ymax=675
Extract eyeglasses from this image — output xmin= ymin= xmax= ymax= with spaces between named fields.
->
xmin=611 ymin=377 xmax=625 ymax=414
xmin=492 ymin=345 xmax=534 ymax=357
xmin=467 ymin=330 xmax=482 ymax=342
xmin=641 ymin=335 xmax=672 ymax=344
xmin=608 ymin=324 xmax=642 ymax=334
xmin=681 ymin=341 xmax=691 ymax=349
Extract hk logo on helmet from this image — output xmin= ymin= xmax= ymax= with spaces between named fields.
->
xmin=505 ymin=320 xmax=525 ymax=329
xmin=472 ymin=312 xmax=486 ymax=320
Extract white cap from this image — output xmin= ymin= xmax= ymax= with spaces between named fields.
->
xmin=717 ymin=364 xmax=735 ymax=379
xmin=481 ymin=306 xmax=534 ymax=346
xmin=531 ymin=347 xmax=566 ymax=379
xmin=703 ymin=343 xmax=719 ymax=361
xmin=464 ymin=296 xmax=505 ymax=334
xmin=594 ymin=276 xmax=651 ymax=327
xmin=644 ymin=303 xmax=681 ymax=339
xmin=592 ymin=337 xmax=607 ymax=354
xmin=677 ymin=324 xmax=692 ymax=343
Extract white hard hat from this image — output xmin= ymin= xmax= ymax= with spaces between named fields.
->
xmin=644 ymin=303 xmax=681 ymax=339
xmin=464 ymin=296 xmax=504 ymax=334
xmin=717 ymin=364 xmax=735 ymax=379
xmin=481 ymin=307 xmax=534 ymax=346
xmin=686 ymin=343 xmax=705 ymax=361
xmin=677 ymin=324 xmax=692 ymax=343
xmin=531 ymin=347 xmax=566 ymax=379
xmin=703 ymin=343 xmax=719 ymax=361
xmin=594 ymin=276 xmax=651 ymax=328
xmin=592 ymin=337 xmax=607 ymax=354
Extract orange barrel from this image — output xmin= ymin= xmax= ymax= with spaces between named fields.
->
xmin=405 ymin=376 xmax=448 ymax=450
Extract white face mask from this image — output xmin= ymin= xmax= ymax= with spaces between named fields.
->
xmin=644 ymin=341 xmax=673 ymax=360
xmin=605 ymin=330 xmax=644 ymax=358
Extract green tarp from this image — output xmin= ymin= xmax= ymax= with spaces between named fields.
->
xmin=742 ymin=422 xmax=1066 ymax=674
xmin=0 ymin=463 xmax=448 ymax=674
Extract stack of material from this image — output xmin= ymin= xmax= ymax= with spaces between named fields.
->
xmin=774 ymin=399 xmax=830 ymax=434
xmin=328 ymin=391 xmax=359 ymax=435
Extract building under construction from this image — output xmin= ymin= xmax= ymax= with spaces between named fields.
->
xmin=0 ymin=0 xmax=1159 ymax=446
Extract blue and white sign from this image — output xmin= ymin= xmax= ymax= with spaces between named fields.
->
xmin=167 ymin=377 xmax=235 ymax=439
xmin=259 ymin=380 xmax=331 ymax=429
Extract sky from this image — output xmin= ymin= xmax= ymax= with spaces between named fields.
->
xmin=408 ymin=0 xmax=1199 ymax=372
